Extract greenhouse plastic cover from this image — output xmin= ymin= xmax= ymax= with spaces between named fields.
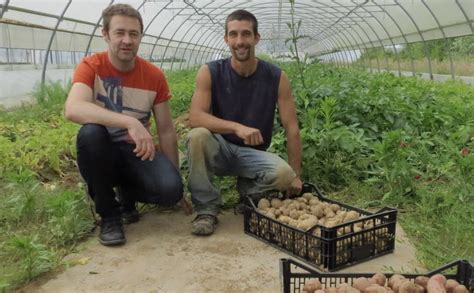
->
xmin=0 ymin=0 xmax=473 ymax=61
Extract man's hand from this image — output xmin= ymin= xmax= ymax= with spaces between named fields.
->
xmin=286 ymin=177 xmax=303 ymax=197
xmin=178 ymin=196 xmax=193 ymax=215
xmin=127 ymin=119 xmax=155 ymax=161
xmin=235 ymin=125 xmax=264 ymax=146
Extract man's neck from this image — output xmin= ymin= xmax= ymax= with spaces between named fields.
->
xmin=107 ymin=51 xmax=135 ymax=72
xmin=230 ymin=57 xmax=258 ymax=77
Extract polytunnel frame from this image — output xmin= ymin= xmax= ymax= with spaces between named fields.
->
xmin=0 ymin=0 xmax=472 ymax=84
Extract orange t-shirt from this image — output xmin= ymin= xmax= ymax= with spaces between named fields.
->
xmin=73 ymin=51 xmax=171 ymax=142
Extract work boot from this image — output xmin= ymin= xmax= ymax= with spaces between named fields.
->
xmin=121 ymin=206 xmax=140 ymax=224
xmin=99 ymin=217 xmax=125 ymax=246
xmin=192 ymin=214 xmax=218 ymax=236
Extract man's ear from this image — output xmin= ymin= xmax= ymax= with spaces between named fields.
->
xmin=102 ymin=29 xmax=109 ymax=41
xmin=255 ymin=32 xmax=261 ymax=44
xmin=224 ymin=34 xmax=228 ymax=44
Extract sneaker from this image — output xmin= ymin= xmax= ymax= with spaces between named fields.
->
xmin=192 ymin=214 xmax=218 ymax=236
xmin=121 ymin=207 xmax=140 ymax=224
xmin=99 ymin=217 xmax=126 ymax=246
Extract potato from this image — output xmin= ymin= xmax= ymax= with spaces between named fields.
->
xmin=315 ymin=290 xmax=326 ymax=293
xmin=302 ymin=192 xmax=314 ymax=200
xmin=452 ymin=285 xmax=468 ymax=293
xmin=324 ymin=208 xmax=336 ymax=218
xmin=270 ymin=198 xmax=282 ymax=209
xmin=371 ymin=273 xmax=387 ymax=287
xmin=297 ymin=197 xmax=308 ymax=203
xmin=287 ymin=203 xmax=298 ymax=211
xmin=310 ymin=206 xmax=325 ymax=218
xmin=445 ymin=279 xmax=460 ymax=293
xmin=388 ymin=274 xmax=406 ymax=289
xmin=325 ymin=288 xmax=338 ymax=293
xmin=303 ymin=278 xmax=322 ymax=293
xmin=414 ymin=284 xmax=425 ymax=293
xmin=298 ymin=218 xmax=318 ymax=230
xmin=364 ymin=284 xmax=387 ymax=293
xmin=427 ymin=274 xmax=447 ymax=293
xmin=309 ymin=198 xmax=321 ymax=205
xmin=398 ymin=280 xmax=418 ymax=293
xmin=337 ymin=283 xmax=359 ymax=293
xmin=330 ymin=203 xmax=341 ymax=212
xmin=258 ymin=198 xmax=270 ymax=209
xmin=414 ymin=277 xmax=429 ymax=289
xmin=353 ymin=277 xmax=371 ymax=291
xmin=289 ymin=210 xmax=300 ymax=220
xmin=344 ymin=211 xmax=359 ymax=222
xmin=278 ymin=215 xmax=292 ymax=224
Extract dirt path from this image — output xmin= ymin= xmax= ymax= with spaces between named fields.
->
xmin=20 ymin=209 xmax=423 ymax=292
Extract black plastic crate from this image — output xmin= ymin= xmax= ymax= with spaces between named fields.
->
xmin=243 ymin=183 xmax=397 ymax=271
xmin=280 ymin=258 xmax=474 ymax=293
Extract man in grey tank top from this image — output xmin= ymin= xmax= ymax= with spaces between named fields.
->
xmin=186 ymin=9 xmax=303 ymax=236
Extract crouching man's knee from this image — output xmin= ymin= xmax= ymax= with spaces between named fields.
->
xmin=273 ymin=164 xmax=296 ymax=191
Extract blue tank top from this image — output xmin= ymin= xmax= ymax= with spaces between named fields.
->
xmin=207 ymin=58 xmax=281 ymax=151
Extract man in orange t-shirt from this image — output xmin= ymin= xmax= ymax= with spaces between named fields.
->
xmin=65 ymin=4 xmax=184 ymax=246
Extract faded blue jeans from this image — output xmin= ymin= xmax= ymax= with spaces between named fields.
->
xmin=186 ymin=127 xmax=296 ymax=216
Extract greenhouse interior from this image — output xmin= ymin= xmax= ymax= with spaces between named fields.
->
xmin=0 ymin=0 xmax=473 ymax=292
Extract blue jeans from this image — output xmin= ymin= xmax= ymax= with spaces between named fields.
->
xmin=76 ymin=124 xmax=183 ymax=219
xmin=186 ymin=127 xmax=296 ymax=216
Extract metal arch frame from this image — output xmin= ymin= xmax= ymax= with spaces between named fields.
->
xmin=308 ymin=1 xmax=381 ymax=69
xmin=161 ymin=0 xmax=219 ymax=70
xmin=290 ymin=1 xmax=380 ymax=69
xmin=310 ymin=2 xmax=369 ymax=67
xmin=174 ymin=1 xmax=233 ymax=70
xmin=41 ymin=0 xmax=72 ymax=86
xmin=0 ymin=0 xmax=10 ymax=18
xmin=156 ymin=5 xmax=191 ymax=68
xmin=186 ymin=4 xmax=360 ymax=67
xmin=455 ymin=0 xmax=473 ymax=34
xmin=300 ymin=2 xmax=369 ymax=68
xmin=84 ymin=0 xmax=116 ymax=57
xmin=421 ymin=0 xmax=455 ymax=79
xmin=371 ymin=1 xmax=416 ymax=76
xmin=345 ymin=0 xmax=388 ymax=73
xmin=350 ymin=1 xmax=402 ymax=76
xmin=147 ymin=4 xmax=189 ymax=65
xmin=394 ymin=0 xmax=434 ymax=80
xmin=189 ymin=3 xmax=357 ymax=66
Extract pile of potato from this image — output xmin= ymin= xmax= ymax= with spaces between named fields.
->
xmin=301 ymin=273 xmax=469 ymax=293
xmin=256 ymin=192 xmax=373 ymax=235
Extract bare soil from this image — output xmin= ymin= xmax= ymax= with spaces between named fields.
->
xmin=20 ymin=209 xmax=424 ymax=292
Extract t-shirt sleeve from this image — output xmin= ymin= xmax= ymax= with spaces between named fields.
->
xmin=72 ymin=61 xmax=95 ymax=89
xmin=153 ymin=69 xmax=171 ymax=105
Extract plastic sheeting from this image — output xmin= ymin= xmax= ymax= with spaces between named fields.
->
xmin=0 ymin=0 xmax=473 ymax=68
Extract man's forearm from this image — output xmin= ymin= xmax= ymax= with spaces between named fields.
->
xmin=158 ymin=130 xmax=179 ymax=168
xmin=286 ymin=126 xmax=302 ymax=178
xmin=189 ymin=111 xmax=240 ymax=134
xmin=65 ymin=100 xmax=135 ymax=129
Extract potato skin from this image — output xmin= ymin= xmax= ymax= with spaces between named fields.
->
xmin=398 ymin=280 xmax=418 ymax=293
xmin=303 ymin=278 xmax=322 ymax=293
xmin=371 ymin=273 xmax=387 ymax=287
xmin=364 ymin=284 xmax=387 ymax=293
xmin=352 ymin=277 xmax=371 ymax=291
xmin=445 ymin=279 xmax=460 ymax=293
xmin=388 ymin=274 xmax=406 ymax=289
xmin=452 ymin=285 xmax=468 ymax=293
xmin=414 ymin=276 xmax=429 ymax=289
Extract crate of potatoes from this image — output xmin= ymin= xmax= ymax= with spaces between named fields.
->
xmin=279 ymin=258 xmax=473 ymax=293
xmin=243 ymin=183 xmax=397 ymax=271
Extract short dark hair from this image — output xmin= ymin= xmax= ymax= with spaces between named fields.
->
xmin=225 ymin=9 xmax=258 ymax=36
xmin=102 ymin=3 xmax=144 ymax=34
